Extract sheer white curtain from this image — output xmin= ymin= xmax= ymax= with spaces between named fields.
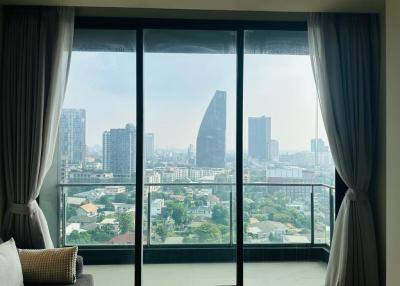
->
xmin=0 ymin=6 xmax=74 ymax=249
xmin=308 ymin=13 xmax=380 ymax=286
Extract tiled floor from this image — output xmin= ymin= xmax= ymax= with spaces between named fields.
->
xmin=85 ymin=262 xmax=326 ymax=286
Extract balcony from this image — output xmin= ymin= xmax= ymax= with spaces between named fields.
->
xmin=85 ymin=262 xmax=327 ymax=286
xmin=60 ymin=182 xmax=334 ymax=265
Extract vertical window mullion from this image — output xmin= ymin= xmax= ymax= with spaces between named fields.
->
xmin=135 ymin=27 xmax=144 ymax=286
xmin=236 ymin=28 xmax=245 ymax=286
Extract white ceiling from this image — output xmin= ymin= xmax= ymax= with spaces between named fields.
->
xmin=0 ymin=0 xmax=384 ymax=13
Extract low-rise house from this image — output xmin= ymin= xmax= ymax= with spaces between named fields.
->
xmin=112 ymin=203 xmax=135 ymax=213
xmin=109 ymin=232 xmax=135 ymax=244
xmin=98 ymin=186 xmax=126 ymax=195
xmin=77 ymin=203 xmax=99 ymax=217
xmin=247 ymin=226 xmax=262 ymax=237
xmin=191 ymin=205 xmax=212 ymax=219
xmin=209 ymin=195 xmax=220 ymax=206
xmin=81 ymin=222 xmax=98 ymax=232
xmin=249 ymin=220 xmax=288 ymax=242
xmin=249 ymin=217 xmax=260 ymax=224
xmin=67 ymin=197 xmax=88 ymax=207
xmin=151 ymin=199 xmax=165 ymax=216
xmin=66 ymin=223 xmax=83 ymax=235
xmin=100 ymin=218 xmax=119 ymax=233
xmin=74 ymin=189 xmax=105 ymax=201
xmin=68 ymin=215 xmax=97 ymax=225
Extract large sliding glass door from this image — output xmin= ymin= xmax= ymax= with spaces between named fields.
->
xmin=243 ymin=29 xmax=334 ymax=285
xmin=143 ymin=29 xmax=237 ymax=286
xmin=58 ymin=28 xmax=137 ymax=284
xmin=54 ymin=19 xmax=335 ymax=286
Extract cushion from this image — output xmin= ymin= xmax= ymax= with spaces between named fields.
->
xmin=0 ymin=238 xmax=24 ymax=286
xmin=19 ymin=246 xmax=78 ymax=284
xmin=76 ymin=255 xmax=84 ymax=278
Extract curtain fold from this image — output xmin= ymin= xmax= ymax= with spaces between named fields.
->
xmin=308 ymin=13 xmax=380 ymax=286
xmin=0 ymin=6 xmax=74 ymax=249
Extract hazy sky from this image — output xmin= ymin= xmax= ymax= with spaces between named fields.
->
xmin=64 ymin=50 xmax=328 ymax=152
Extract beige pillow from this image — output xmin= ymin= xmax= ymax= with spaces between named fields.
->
xmin=19 ymin=246 xmax=78 ymax=284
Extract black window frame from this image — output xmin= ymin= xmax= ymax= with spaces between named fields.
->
xmin=57 ymin=16 xmax=345 ymax=286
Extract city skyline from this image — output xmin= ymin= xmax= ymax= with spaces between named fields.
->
xmin=63 ymin=51 xmax=329 ymax=152
xmin=60 ymin=107 xmax=331 ymax=165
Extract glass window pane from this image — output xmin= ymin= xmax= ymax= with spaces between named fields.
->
xmin=59 ymin=30 xmax=136 ymax=249
xmin=243 ymin=29 xmax=334 ymax=285
xmin=143 ymin=29 xmax=236 ymax=286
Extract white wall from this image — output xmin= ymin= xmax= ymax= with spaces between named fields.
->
xmin=386 ymin=0 xmax=400 ymax=285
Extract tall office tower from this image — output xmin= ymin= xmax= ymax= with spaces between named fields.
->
xmin=270 ymin=139 xmax=279 ymax=162
xmin=248 ymin=116 xmax=271 ymax=161
xmin=196 ymin=90 xmax=226 ymax=168
xmin=59 ymin=109 xmax=86 ymax=165
xmin=103 ymin=124 xmax=136 ymax=177
xmin=310 ymin=138 xmax=328 ymax=152
xmin=187 ymin=144 xmax=195 ymax=165
xmin=145 ymin=133 xmax=155 ymax=160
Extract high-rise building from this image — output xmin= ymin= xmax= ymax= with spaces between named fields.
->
xmin=270 ymin=139 xmax=279 ymax=161
xmin=196 ymin=90 xmax=226 ymax=168
xmin=145 ymin=133 xmax=155 ymax=160
xmin=248 ymin=116 xmax=271 ymax=161
xmin=310 ymin=138 xmax=328 ymax=152
xmin=103 ymin=124 xmax=136 ymax=177
xmin=187 ymin=144 xmax=195 ymax=165
xmin=59 ymin=109 xmax=86 ymax=165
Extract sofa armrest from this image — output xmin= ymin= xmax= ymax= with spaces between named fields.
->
xmin=76 ymin=255 xmax=84 ymax=279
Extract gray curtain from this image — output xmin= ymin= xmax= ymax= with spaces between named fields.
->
xmin=308 ymin=14 xmax=380 ymax=285
xmin=0 ymin=6 xmax=74 ymax=249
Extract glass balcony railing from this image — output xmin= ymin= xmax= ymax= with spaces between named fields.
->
xmin=60 ymin=183 xmax=334 ymax=248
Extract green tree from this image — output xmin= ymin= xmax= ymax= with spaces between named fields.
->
xmin=97 ymin=212 xmax=105 ymax=223
xmin=195 ymin=223 xmax=222 ymax=243
xmin=212 ymin=204 xmax=229 ymax=225
xmin=115 ymin=193 xmax=129 ymax=203
xmin=117 ymin=212 xmax=135 ymax=234
xmin=217 ymin=224 xmax=230 ymax=243
xmin=170 ymin=182 xmax=186 ymax=195
xmin=67 ymin=230 xmax=91 ymax=244
xmin=167 ymin=201 xmax=189 ymax=226
xmin=66 ymin=205 xmax=77 ymax=220
xmin=194 ymin=196 xmax=208 ymax=207
xmin=99 ymin=196 xmax=110 ymax=205
xmin=104 ymin=201 xmax=114 ymax=211
xmin=89 ymin=226 xmax=115 ymax=242
xmin=155 ymin=223 xmax=168 ymax=242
